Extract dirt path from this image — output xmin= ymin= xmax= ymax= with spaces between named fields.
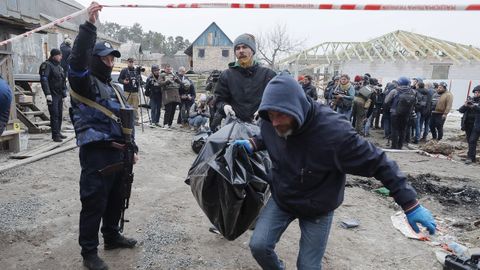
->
xmin=1 ymin=119 xmax=479 ymax=269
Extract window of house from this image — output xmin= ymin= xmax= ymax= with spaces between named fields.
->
xmin=222 ymin=49 xmax=229 ymax=57
xmin=198 ymin=49 xmax=205 ymax=58
xmin=431 ymin=64 xmax=450 ymax=79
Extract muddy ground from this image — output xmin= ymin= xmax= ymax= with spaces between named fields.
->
xmin=0 ymin=111 xmax=479 ymax=270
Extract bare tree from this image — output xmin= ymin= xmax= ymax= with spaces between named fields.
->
xmin=256 ymin=23 xmax=305 ymax=69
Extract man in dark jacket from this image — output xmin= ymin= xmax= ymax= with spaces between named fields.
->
xmin=60 ymin=37 xmax=72 ymax=77
xmin=234 ymin=73 xmax=435 ymax=270
xmin=384 ymin=77 xmax=417 ymax=149
xmin=177 ymin=66 xmax=196 ymax=127
xmin=459 ymin=85 xmax=480 ymax=164
xmin=415 ymin=82 xmax=433 ymax=142
xmin=118 ymin=58 xmax=140 ymax=123
xmin=0 ymin=76 xmax=12 ymax=136
xmin=145 ymin=64 xmax=162 ymax=127
xmin=68 ymin=3 xmax=138 ymax=269
xmin=302 ymin=75 xmax=318 ymax=101
xmin=214 ymin=33 xmax=276 ymax=122
xmin=40 ymin=48 xmax=67 ymax=142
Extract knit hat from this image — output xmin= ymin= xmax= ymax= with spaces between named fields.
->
xmin=473 ymin=85 xmax=480 ymax=93
xmin=233 ymin=33 xmax=256 ymax=54
xmin=50 ymin=48 xmax=61 ymax=57
xmin=354 ymin=75 xmax=362 ymax=82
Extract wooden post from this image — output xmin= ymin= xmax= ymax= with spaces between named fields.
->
xmin=467 ymin=80 xmax=472 ymax=99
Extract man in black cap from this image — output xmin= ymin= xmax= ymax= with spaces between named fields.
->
xmin=68 ymin=3 xmax=138 ymax=269
xmin=214 ymin=33 xmax=276 ymax=123
xmin=118 ymin=57 xmax=140 ymax=123
xmin=39 ymin=48 xmax=67 ymax=142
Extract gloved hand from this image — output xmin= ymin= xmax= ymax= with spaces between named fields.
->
xmin=223 ymin=104 xmax=235 ymax=117
xmin=406 ymin=204 xmax=436 ymax=235
xmin=46 ymin=95 xmax=53 ymax=105
xmin=232 ymin=139 xmax=254 ymax=155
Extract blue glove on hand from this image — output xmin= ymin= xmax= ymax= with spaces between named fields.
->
xmin=232 ymin=139 xmax=254 ymax=155
xmin=406 ymin=204 xmax=436 ymax=235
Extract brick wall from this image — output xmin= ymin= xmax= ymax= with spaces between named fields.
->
xmin=192 ymin=46 xmax=235 ymax=73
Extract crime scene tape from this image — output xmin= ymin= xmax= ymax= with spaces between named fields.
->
xmin=1 ymin=2 xmax=480 ymax=47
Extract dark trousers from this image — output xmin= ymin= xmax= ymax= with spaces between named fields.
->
xmin=48 ymin=95 xmax=63 ymax=139
xmin=467 ymin=128 xmax=480 ymax=162
xmin=371 ymin=107 xmax=382 ymax=128
xmin=163 ymin=102 xmax=178 ymax=127
xmin=79 ymin=145 xmax=124 ymax=257
xmin=430 ymin=113 xmax=445 ymax=140
xmin=150 ymin=98 xmax=162 ymax=124
xmin=383 ymin=113 xmax=391 ymax=138
xmin=391 ymin=114 xmax=409 ymax=149
xmin=177 ymin=101 xmax=192 ymax=124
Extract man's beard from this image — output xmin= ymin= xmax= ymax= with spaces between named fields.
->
xmin=275 ymin=128 xmax=293 ymax=139
xmin=238 ymin=56 xmax=253 ymax=68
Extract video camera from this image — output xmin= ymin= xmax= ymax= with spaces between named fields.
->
xmin=135 ymin=66 xmax=145 ymax=74
xmin=208 ymin=70 xmax=221 ymax=83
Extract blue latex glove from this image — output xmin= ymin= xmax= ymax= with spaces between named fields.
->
xmin=406 ymin=204 xmax=436 ymax=235
xmin=232 ymin=139 xmax=254 ymax=155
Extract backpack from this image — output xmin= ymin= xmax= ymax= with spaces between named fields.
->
xmin=415 ymin=91 xmax=428 ymax=111
xmin=358 ymin=85 xmax=373 ymax=100
xmin=394 ymin=90 xmax=416 ymax=116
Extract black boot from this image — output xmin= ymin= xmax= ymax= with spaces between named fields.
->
xmin=53 ymin=137 xmax=63 ymax=142
xmin=83 ymin=254 xmax=108 ymax=270
xmin=59 ymin=133 xmax=67 ymax=139
xmin=104 ymin=235 xmax=137 ymax=250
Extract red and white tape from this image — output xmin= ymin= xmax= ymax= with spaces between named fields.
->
xmin=1 ymin=3 xmax=480 ymax=47
xmin=104 ymin=3 xmax=480 ymax=11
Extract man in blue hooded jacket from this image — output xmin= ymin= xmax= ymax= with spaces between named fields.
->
xmin=0 ymin=76 xmax=12 ymax=136
xmin=234 ymin=73 xmax=436 ymax=270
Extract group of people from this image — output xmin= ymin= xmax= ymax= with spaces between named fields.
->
xmin=23 ymin=2 xmax=479 ymax=270
xmin=321 ymin=74 xmax=459 ymax=150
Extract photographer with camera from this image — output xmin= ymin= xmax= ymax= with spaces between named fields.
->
xmin=459 ymin=85 xmax=480 ymax=164
xmin=160 ymin=64 xmax=181 ymax=129
xmin=177 ymin=66 xmax=196 ymax=128
xmin=145 ymin=64 xmax=162 ymax=128
xmin=118 ymin=58 xmax=142 ymax=124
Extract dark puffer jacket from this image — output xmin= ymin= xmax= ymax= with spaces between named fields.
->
xmin=252 ymin=74 xmax=418 ymax=218
xmin=214 ymin=62 xmax=276 ymax=122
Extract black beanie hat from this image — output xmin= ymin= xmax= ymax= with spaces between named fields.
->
xmin=50 ymin=48 xmax=62 ymax=57
xmin=473 ymin=85 xmax=480 ymax=93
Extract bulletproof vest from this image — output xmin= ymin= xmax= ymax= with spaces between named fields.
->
xmin=40 ymin=60 xmax=65 ymax=94
xmin=70 ymin=75 xmax=127 ymax=146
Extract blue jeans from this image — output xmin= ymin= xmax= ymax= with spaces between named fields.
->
xmin=249 ymin=198 xmax=334 ymax=270
xmin=150 ymin=99 xmax=162 ymax=124
xmin=419 ymin=113 xmax=430 ymax=139
xmin=364 ymin=114 xmax=373 ymax=136
xmin=414 ymin=111 xmax=423 ymax=141
xmin=188 ymin=115 xmax=208 ymax=128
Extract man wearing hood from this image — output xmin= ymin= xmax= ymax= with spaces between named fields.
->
xmin=382 ymin=81 xmax=397 ymax=142
xmin=233 ymin=73 xmax=435 ymax=270
xmin=60 ymin=36 xmax=72 ymax=77
xmin=415 ymin=82 xmax=433 ymax=142
xmin=384 ymin=77 xmax=417 ymax=149
xmin=145 ymin=64 xmax=162 ymax=128
xmin=40 ymin=48 xmax=67 ymax=142
xmin=68 ymin=3 xmax=138 ymax=269
xmin=214 ymin=33 xmax=276 ymax=122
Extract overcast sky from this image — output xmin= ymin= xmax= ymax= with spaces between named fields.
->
xmin=75 ymin=0 xmax=479 ymax=50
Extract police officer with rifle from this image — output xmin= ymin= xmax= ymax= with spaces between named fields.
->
xmin=68 ymin=3 xmax=138 ymax=269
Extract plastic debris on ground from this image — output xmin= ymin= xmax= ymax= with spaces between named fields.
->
xmin=340 ymin=218 xmax=360 ymax=229
xmin=373 ymin=187 xmax=390 ymax=196
xmin=185 ymin=120 xmax=271 ymax=241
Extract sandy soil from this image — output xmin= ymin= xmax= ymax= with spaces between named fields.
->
xmin=0 ymin=111 xmax=479 ymax=270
